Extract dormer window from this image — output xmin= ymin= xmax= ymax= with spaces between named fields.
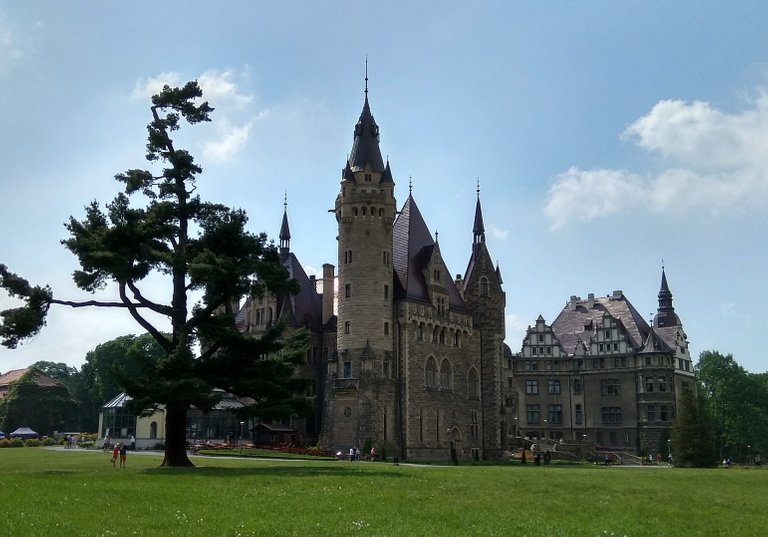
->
xmin=365 ymin=173 xmax=372 ymax=182
xmin=433 ymin=269 xmax=441 ymax=283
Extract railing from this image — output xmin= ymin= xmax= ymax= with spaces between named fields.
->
xmin=333 ymin=377 xmax=359 ymax=390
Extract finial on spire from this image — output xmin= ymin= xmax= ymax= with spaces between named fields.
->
xmin=409 ymin=175 xmax=413 ymax=194
xmin=364 ymin=55 xmax=368 ymax=97
xmin=283 ymin=190 xmax=287 ymax=211
xmin=435 ymin=230 xmax=439 ymax=242
xmin=661 ymin=257 xmax=665 ymax=271
xmin=476 ymin=177 xmax=480 ymax=199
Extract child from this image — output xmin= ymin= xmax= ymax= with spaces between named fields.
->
xmin=111 ymin=443 xmax=120 ymax=467
xmin=119 ymin=442 xmax=127 ymax=468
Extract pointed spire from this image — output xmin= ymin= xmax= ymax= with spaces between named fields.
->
xmin=654 ymin=266 xmax=679 ymax=327
xmin=348 ymin=62 xmax=385 ymax=173
xmin=473 ymin=179 xmax=486 ymax=245
xmin=279 ymin=192 xmax=291 ymax=255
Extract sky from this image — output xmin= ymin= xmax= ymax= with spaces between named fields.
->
xmin=1 ymin=1 xmax=767 ymax=374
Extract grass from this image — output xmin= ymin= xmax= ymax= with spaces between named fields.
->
xmin=0 ymin=448 xmax=765 ymax=537
xmin=197 ymin=447 xmax=336 ymax=460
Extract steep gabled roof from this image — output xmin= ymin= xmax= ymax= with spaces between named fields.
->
xmin=277 ymin=252 xmax=322 ymax=329
xmin=392 ymin=194 xmax=465 ymax=308
xmin=348 ymin=96 xmax=385 ymax=173
xmin=551 ymin=292 xmax=651 ymax=354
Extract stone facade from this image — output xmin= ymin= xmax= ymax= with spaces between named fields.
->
xmin=511 ymin=279 xmax=695 ymax=456
xmin=236 ymin=87 xmax=694 ymax=461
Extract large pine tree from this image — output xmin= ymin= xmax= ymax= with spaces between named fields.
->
xmin=670 ymin=390 xmax=716 ymax=467
xmin=0 ymin=82 xmax=311 ymax=466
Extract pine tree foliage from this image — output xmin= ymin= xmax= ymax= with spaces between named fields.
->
xmin=0 ymin=82 xmax=310 ymax=466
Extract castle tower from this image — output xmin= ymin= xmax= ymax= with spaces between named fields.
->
xmin=654 ymin=267 xmax=679 ymax=328
xmin=462 ymin=187 xmax=507 ymax=458
xmin=323 ymin=82 xmax=398 ymax=451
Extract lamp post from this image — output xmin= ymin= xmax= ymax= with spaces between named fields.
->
xmin=748 ymin=444 xmax=752 ymax=465
xmin=239 ymin=421 xmax=245 ymax=444
xmin=583 ymin=434 xmax=588 ymax=461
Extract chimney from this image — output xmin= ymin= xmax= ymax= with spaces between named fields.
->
xmin=322 ymin=263 xmax=335 ymax=325
xmin=587 ymin=293 xmax=595 ymax=309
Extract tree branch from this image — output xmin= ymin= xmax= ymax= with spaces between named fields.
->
xmin=117 ymin=282 xmax=171 ymax=352
xmin=126 ymin=280 xmax=173 ymax=316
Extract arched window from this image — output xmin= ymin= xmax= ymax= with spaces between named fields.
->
xmin=468 ymin=368 xmax=479 ymax=399
xmin=453 ymin=330 xmax=460 ymax=347
xmin=439 ymin=328 xmax=446 ymax=345
xmin=440 ymin=359 xmax=452 ymax=390
xmin=425 ymin=357 xmax=437 ymax=388
xmin=416 ymin=323 xmax=424 ymax=341
xmin=479 ymin=277 xmax=490 ymax=297
xmin=344 ymin=321 xmax=351 ymax=334
xmin=432 ymin=327 xmax=439 ymax=343
xmin=150 ymin=421 xmax=158 ymax=439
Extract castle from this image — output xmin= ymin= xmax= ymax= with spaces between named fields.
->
xmin=236 ymin=86 xmax=694 ymax=460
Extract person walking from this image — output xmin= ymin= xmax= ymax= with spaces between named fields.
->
xmin=130 ymin=435 xmax=136 ymax=451
xmin=111 ymin=443 xmax=120 ymax=467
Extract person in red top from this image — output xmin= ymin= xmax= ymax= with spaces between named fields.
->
xmin=112 ymin=443 xmax=120 ymax=467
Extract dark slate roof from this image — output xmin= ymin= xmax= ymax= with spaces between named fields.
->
xmin=654 ymin=268 xmax=679 ymax=328
xmin=473 ymin=196 xmax=485 ymax=237
xmin=279 ymin=210 xmax=291 ymax=242
xmin=278 ymin=251 xmax=322 ymax=329
xmin=392 ymin=194 xmax=465 ymax=308
xmin=638 ymin=328 xmax=674 ymax=354
xmin=551 ymin=293 xmax=651 ymax=354
xmin=381 ymin=160 xmax=394 ymax=184
xmin=348 ymin=96 xmax=385 ymax=173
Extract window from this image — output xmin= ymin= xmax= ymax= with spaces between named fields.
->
xmin=383 ymin=251 xmax=390 ymax=266
xmin=453 ymin=331 xmax=460 ymax=347
xmin=645 ymin=377 xmax=654 ymax=392
xmin=416 ymin=323 xmax=424 ymax=341
xmin=432 ymin=327 xmax=439 ymax=343
xmin=384 ymin=284 xmax=389 ymax=299
xmin=439 ymin=328 xmax=446 ymax=345
xmin=614 ymin=356 xmax=626 ymax=368
xmin=439 ymin=360 xmax=452 ymax=390
xmin=624 ymin=432 xmax=631 ymax=445
xmin=384 ymin=322 xmax=389 ymax=335
xmin=343 ymin=361 xmax=352 ymax=378
xmin=345 ymin=284 xmax=351 ymax=298
xmin=538 ymin=334 xmax=544 ymax=343
xmin=525 ymin=380 xmax=539 ymax=395
xmin=660 ymin=405 xmax=669 ymax=422
xmin=433 ymin=269 xmax=441 ymax=282
xmin=344 ymin=321 xmax=350 ymax=334
xmin=547 ymin=379 xmax=561 ymax=395
xmin=601 ymin=406 xmax=622 ymax=424
xmin=150 ymin=421 xmax=158 ymax=439
xmin=365 ymin=173 xmax=372 ymax=182
xmin=548 ymin=404 xmax=562 ymax=424
xmin=470 ymin=410 xmax=479 ymax=438
xmin=425 ymin=358 xmax=437 ymax=388
xmin=600 ymin=379 xmax=620 ymax=396
xmin=659 ymin=377 xmax=667 ymax=392
xmin=605 ymin=330 xmax=611 ymax=339
xmin=546 ymin=346 xmax=552 ymax=355
xmin=573 ymin=379 xmax=582 ymax=394
xmin=575 ymin=404 xmax=583 ymax=425
xmin=524 ymin=360 xmax=538 ymax=371
xmin=479 ymin=277 xmax=489 ymax=296
xmin=383 ymin=362 xmax=390 ymax=379
xmin=526 ymin=404 xmax=540 ymax=424
xmin=344 ymin=250 xmax=353 ymax=263
xmin=613 ymin=343 xmax=619 ymax=352
xmin=468 ymin=368 xmax=479 ymax=399
xmin=647 ymin=405 xmax=656 ymax=421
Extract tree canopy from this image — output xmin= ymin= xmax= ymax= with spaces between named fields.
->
xmin=0 ymin=368 xmax=79 ymax=435
xmin=0 ymin=81 xmax=311 ymax=466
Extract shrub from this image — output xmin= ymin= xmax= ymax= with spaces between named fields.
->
xmin=0 ymin=438 xmax=10 ymax=448
xmin=9 ymin=438 xmax=25 ymax=448
xmin=25 ymin=439 xmax=42 ymax=447
xmin=42 ymin=437 xmax=58 ymax=447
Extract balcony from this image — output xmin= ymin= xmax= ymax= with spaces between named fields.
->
xmin=333 ymin=377 xmax=359 ymax=391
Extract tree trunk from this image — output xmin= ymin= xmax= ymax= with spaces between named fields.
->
xmin=161 ymin=403 xmax=194 ymax=467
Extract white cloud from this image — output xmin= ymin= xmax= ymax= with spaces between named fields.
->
xmin=132 ymin=69 xmax=258 ymax=163
xmin=132 ymin=72 xmax=182 ymax=100
xmin=202 ymin=119 xmax=252 ymax=163
xmin=198 ymin=70 xmax=254 ymax=108
xmin=545 ymin=92 xmax=768 ymax=230
xmin=544 ymin=167 xmax=644 ymax=229
xmin=488 ymin=223 xmax=509 ymax=241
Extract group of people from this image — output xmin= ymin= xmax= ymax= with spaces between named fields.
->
xmin=63 ymin=434 xmax=78 ymax=449
xmin=347 ymin=446 xmax=377 ymax=461
xmin=111 ymin=442 xmax=128 ymax=468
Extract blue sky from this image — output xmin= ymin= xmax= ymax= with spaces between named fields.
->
xmin=1 ymin=1 xmax=767 ymax=373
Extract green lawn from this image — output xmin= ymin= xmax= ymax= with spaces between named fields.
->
xmin=0 ymin=448 xmax=764 ymax=537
